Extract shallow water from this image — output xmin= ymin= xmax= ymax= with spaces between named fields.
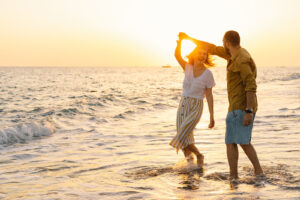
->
xmin=0 ymin=66 xmax=299 ymax=199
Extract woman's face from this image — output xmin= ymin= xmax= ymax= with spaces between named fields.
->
xmin=194 ymin=49 xmax=207 ymax=64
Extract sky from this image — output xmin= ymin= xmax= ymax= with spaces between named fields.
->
xmin=0 ymin=0 xmax=299 ymax=67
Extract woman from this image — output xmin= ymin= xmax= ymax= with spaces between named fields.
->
xmin=169 ymin=33 xmax=215 ymax=168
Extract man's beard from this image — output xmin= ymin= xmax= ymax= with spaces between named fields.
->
xmin=225 ymin=47 xmax=231 ymax=56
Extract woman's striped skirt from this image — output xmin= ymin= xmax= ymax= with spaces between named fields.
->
xmin=169 ymin=96 xmax=204 ymax=153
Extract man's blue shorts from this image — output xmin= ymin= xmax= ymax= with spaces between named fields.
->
xmin=225 ymin=110 xmax=256 ymax=144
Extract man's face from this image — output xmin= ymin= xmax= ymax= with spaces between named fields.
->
xmin=223 ymin=38 xmax=231 ymax=56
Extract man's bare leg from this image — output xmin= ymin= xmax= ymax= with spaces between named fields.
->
xmin=227 ymin=143 xmax=239 ymax=179
xmin=240 ymin=143 xmax=263 ymax=176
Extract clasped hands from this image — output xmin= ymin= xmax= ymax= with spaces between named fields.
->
xmin=178 ymin=32 xmax=189 ymax=40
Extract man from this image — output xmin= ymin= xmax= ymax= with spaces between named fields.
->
xmin=179 ymin=31 xmax=264 ymax=181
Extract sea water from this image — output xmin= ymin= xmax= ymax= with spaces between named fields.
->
xmin=0 ymin=66 xmax=299 ymax=199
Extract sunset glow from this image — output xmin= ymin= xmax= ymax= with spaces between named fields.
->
xmin=0 ymin=0 xmax=299 ymax=67
xmin=181 ymin=40 xmax=197 ymax=59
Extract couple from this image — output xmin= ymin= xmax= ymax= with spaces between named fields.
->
xmin=169 ymin=30 xmax=264 ymax=181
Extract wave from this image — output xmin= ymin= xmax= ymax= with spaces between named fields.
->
xmin=264 ymin=114 xmax=300 ymax=119
xmin=60 ymin=108 xmax=79 ymax=114
xmin=41 ymin=110 xmax=55 ymax=116
xmin=113 ymin=113 xmax=126 ymax=119
xmin=279 ymin=107 xmax=300 ymax=111
xmin=264 ymin=73 xmax=300 ymax=83
xmin=0 ymin=121 xmax=55 ymax=145
xmin=281 ymin=73 xmax=300 ymax=81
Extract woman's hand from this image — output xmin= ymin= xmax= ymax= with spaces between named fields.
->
xmin=208 ymin=118 xmax=215 ymax=128
xmin=206 ymin=88 xmax=214 ymax=129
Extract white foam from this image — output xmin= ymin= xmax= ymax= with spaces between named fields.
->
xmin=173 ymin=155 xmax=200 ymax=173
xmin=0 ymin=121 xmax=55 ymax=145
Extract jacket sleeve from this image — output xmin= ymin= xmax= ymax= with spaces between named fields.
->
xmin=207 ymin=44 xmax=230 ymax=60
xmin=239 ymin=61 xmax=257 ymax=92
xmin=194 ymin=40 xmax=230 ymax=60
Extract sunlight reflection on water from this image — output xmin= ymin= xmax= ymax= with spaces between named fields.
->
xmin=0 ymin=66 xmax=299 ymax=199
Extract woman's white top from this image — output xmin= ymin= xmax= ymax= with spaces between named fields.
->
xmin=182 ymin=64 xmax=216 ymax=100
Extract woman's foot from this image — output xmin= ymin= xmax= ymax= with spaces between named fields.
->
xmin=196 ymin=154 xmax=204 ymax=168
xmin=186 ymin=154 xmax=194 ymax=163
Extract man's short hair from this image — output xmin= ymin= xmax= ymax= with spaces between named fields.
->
xmin=224 ymin=30 xmax=240 ymax=46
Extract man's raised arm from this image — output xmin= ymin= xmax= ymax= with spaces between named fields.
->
xmin=179 ymin=32 xmax=230 ymax=60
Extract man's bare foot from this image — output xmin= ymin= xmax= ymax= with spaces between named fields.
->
xmin=196 ymin=154 xmax=204 ymax=168
xmin=229 ymin=175 xmax=239 ymax=180
xmin=254 ymin=169 xmax=264 ymax=176
xmin=255 ymin=173 xmax=266 ymax=180
xmin=229 ymin=177 xmax=239 ymax=188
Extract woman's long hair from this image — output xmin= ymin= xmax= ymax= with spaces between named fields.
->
xmin=186 ymin=47 xmax=214 ymax=68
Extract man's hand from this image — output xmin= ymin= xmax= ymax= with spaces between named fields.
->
xmin=244 ymin=113 xmax=253 ymax=126
xmin=178 ymin=32 xmax=189 ymax=40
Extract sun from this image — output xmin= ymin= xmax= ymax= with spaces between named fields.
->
xmin=180 ymin=40 xmax=197 ymax=60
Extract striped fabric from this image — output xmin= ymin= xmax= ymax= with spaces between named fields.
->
xmin=170 ymin=96 xmax=204 ymax=153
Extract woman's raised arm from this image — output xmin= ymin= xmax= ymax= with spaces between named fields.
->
xmin=174 ymin=39 xmax=187 ymax=70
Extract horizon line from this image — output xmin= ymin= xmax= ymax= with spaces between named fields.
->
xmin=0 ymin=65 xmax=299 ymax=68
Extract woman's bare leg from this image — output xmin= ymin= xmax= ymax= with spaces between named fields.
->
xmin=185 ymin=144 xmax=204 ymax=168
xmin=183 ymin=148 xmax=193 ymax=162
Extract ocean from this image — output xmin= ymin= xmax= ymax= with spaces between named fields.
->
xmin=0 ymin=66 xmax=299 ymax=200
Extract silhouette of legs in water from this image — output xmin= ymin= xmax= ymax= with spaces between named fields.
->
xmin=240 ymin=143 xmax=263 ymax=176
xmin=184 ymin=144 xmax=204 ymax=168
xmin=227 ymin=143 xmax=263 ymax=179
